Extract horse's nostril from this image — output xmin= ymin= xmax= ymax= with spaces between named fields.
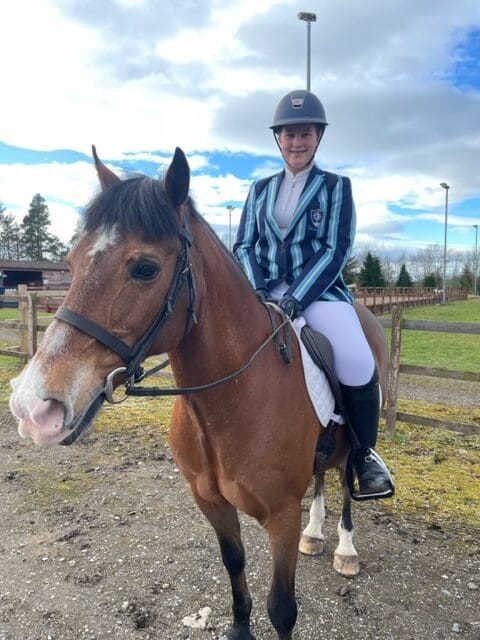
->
xmin=30 ymin=398 xmax=65 ymax=431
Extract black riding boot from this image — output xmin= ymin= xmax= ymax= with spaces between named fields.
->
xmin=340 ymin=372 xmax=394 ymax=501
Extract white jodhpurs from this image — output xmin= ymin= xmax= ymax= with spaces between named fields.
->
xmin=270 ymin=283 xmax=375 ymax=386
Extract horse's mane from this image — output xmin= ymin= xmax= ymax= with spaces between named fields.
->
xmin=83 ymin=173 xmax=251 ymax=286
xmin=84 ymin=175 xmax=202 ymax=241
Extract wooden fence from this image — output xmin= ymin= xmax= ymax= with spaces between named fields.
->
xmin=1 ymin=288 xmax=478 ymax=436
xmin=0 ymin=285 xmax=65 ymax=363
xmin=354 ymin=287 xmax=467 ymax=315
xmin=380 ymin=306 xmax=480 ymax=435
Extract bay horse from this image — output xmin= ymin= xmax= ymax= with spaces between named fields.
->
xmin=9 ymin=147 xmax=388 ymax=640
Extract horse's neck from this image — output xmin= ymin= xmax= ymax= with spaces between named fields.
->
xmin=170 ymin=221 xmax=268 ymax=382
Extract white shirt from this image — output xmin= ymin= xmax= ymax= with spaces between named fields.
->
xmin=274 ymin=163 xmax=313 ymax=237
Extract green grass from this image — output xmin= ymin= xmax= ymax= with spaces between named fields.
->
xmin=0 ymin=308 xmax=19 ymax=321
xmin=401 ymin=297 xmax=480 ymax=322
xmin=385 ymin=298 xmax=480 ymax=372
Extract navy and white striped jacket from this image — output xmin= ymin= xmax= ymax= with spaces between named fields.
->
xmin=233 ymin=165 xmax=355 ymax=308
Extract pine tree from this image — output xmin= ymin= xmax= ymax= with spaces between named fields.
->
xmin=395 ymin=263 xmax=414 ymax=287
xmin=423 ymin=273 xmax=437 ymax=288
xmin=459 ymin=265 xmax=473 ymax=292
xmin=0 ymin=211 xmax=23 ymax=259
xmin=342 ymin=255 xmax=359 ymax=285
xmin=21 ymin=194 xmax=61 ymax=260
xmin=358 ymin=252 xmax=386 ymax=287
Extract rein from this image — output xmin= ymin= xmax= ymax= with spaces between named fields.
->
xmin=124 ymin=304 xmax=290 ymax=399
xmin=55 ymin=223 xmax=291 ymax=404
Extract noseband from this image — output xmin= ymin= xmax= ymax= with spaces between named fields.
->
xmin=55 ymin=227 xmax=197 ymax=402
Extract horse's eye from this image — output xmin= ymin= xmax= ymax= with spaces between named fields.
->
xmin=130 ymin=261 xmax=160 ymax=281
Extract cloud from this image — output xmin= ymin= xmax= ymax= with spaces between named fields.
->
xmin=1 ymin=0 xmax=479 ymax=254
xmin=0 ymin=161 xmax=96 ymax=242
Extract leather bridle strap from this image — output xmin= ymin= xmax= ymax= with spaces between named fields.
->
xmin=55 ymin=306 xmax=134 ymax=363
xmin=54 ymin=226 xmax=196 ymax=384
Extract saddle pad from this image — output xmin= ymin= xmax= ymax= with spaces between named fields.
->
xmin=292 ymin=317 xmax=343 ymax=426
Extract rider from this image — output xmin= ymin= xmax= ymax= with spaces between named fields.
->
xmin=233 ymin=89 xmax=394 ymax=500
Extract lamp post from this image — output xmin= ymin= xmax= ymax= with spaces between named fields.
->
xmin=440 ymin=182 xmax=449 ymax=304
xmin=226 ymin=205 xmax=235 ymax=251
xmin=297 ymin=11 xmax=316 ymax=91
xmin=473 ymin=224 xmax=479 ymax=297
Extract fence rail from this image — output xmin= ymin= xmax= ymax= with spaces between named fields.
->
xmin=354 ymin=286 xmax=467 ymax=315
xmin=1 ymin=288 xmax=478 ymax=436
xmin=380 ymin=307 xmax=479 ymax=435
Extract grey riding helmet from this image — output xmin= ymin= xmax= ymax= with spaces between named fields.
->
xmin=270 ymin=90 xmax=328 ymax=132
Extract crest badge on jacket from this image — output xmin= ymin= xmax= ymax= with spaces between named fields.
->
xmin=310 ymin=208 xmax=324 ymax=228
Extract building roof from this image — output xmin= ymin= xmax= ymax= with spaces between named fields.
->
xmin=0 ymin=260 xmax=69 ymax=271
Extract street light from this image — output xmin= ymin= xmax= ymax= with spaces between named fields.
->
xmin=297 ymin=11 xmax=316 ymax=91
xmin=473 ymin=224 xmax=479 ymax=297
xmin=226 ymin=205 xmax=235 ymax=251
xmin=440 ymin=182 xmax=449 ymax=304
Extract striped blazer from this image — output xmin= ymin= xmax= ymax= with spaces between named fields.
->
xmin=233 ymin=165 xmax=355 ymax=308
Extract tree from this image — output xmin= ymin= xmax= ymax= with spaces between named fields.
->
xmin=423 ymin=273 xmax=437 ymax=288
xmin=395 ymin=263 xmax=414 ymax=287
xmin=0 ymin=211 xmax=23 ymax=259
xmin=459 ymin=265 xmax=474 ymax=293
xmin=358 ymin=252 xmax=386 ymax=287
xmin=21 ymin=194 xmax=63 ymax=261
xmin=342 ymin=254 xmax=359 ymax=285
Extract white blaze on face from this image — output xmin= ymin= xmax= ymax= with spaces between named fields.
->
xmin=87 ymin=225 xmax=118 ymax=256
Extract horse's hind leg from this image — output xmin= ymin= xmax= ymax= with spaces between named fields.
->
xmin=265 ymin=501 xmax=302 ymax=640
xmin=333 ymin=467 xmax=360 ymax=577
xmin=299 ymin=472 xmax=326 ymax=556
xmin=193 ymin=493 xmax=254 ymax=640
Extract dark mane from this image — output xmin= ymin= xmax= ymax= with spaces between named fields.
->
xmin=82 ymin=173 xmax=247 ymax=279
xmin=84 ymin=175 xmax=200 ymax=240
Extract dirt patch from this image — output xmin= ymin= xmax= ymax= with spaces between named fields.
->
xmin=0 ymin=404 xmax=479 ymax=640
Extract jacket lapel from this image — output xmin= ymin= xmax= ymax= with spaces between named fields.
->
xmin=285 ymin=167 xmax=325 ymax=237
xmin=263 ymin=171 xmax=284 ymax=240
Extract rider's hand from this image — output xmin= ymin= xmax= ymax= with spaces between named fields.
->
xmin=278 ymin=295 xmax=303 ymax=319
xmin=255 ymin=288 xmax=269 ymax=302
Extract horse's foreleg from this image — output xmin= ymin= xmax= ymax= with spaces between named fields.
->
xmin=265 ymin=502 xmax=302 ymax=640
xmin=193 ymin=494 xmax=255 ymax=640
xmin=333 ymin=467 xmax=360 ymax=577
xmin=299 ymin=472 xmax=326 ymax=556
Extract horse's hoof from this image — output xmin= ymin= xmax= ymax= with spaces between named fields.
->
xmin=223 ymin=625 xmax=256 ymax=640
xmin=299 ymin=534 xmax=325 ymax=556
xmin=333 ymin=553 xmax=360 ymax=577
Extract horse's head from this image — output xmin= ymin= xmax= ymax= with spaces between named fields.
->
xmin=10 ymin=146 xmax=203 ymax=446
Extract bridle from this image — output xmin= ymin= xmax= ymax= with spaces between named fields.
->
xmin=55 ymin=226 xmax=197 ymax=403
xmin=55 ymin=222 xmax=291 ymax=404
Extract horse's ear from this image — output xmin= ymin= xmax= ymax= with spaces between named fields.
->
xmin=164 ymin=147 xmax=190 ymax=208
xmin=92 ymin=145 xmax=121 ymax=190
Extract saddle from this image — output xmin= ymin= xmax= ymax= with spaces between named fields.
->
xmin=299 ymin=325 xmax=346 ymax=473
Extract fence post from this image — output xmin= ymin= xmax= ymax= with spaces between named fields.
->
xmin=385 ymin=305 xmax=402 ymax=434
xmin=28 ymin=291 xmax=38 ymax=357
xmin=18 ymin=284 xmax=29 ymax=364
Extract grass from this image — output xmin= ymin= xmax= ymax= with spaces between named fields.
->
xmin=0 ymin=308 xmax=19 ymax=321
xmin=384 ymin=298 xmax=480 ymax=372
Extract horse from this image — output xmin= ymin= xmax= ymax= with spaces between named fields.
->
xmin=9 ymin=147 xmax=388 ymax=640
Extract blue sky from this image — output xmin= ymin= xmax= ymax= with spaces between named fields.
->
xmin=0 ymin=0 xmax=479 ymax=263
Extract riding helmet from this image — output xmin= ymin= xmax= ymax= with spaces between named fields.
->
xmin=270 ymin=90 xmax=328 ymax=132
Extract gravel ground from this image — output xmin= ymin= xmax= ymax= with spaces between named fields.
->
xmin=1 ymin=323 xmax=479 ymax=640
xmin=1 ymin=402 xmax=479 ymax=640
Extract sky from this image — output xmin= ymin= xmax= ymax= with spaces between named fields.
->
xmin=0 ymin=0 xmax=479 ymax=261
